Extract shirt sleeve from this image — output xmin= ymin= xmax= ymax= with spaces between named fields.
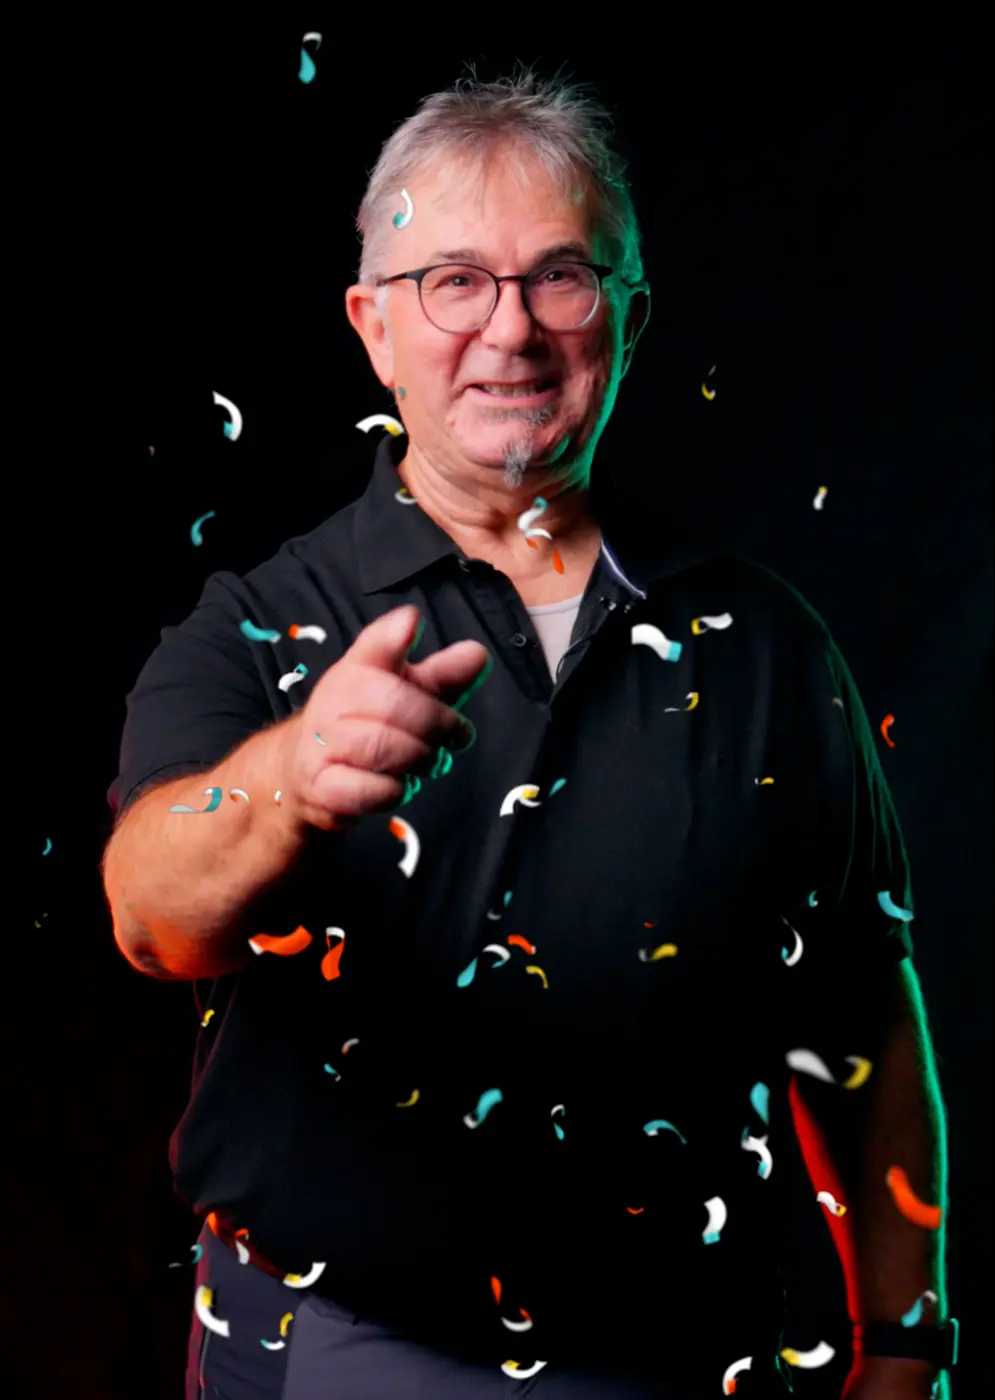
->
xmin=818 ymin=624 xmax=915 ymax=968
xmin=106 ymin=571 xmax=275 ymax=820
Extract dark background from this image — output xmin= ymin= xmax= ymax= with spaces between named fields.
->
xmin=11 ymin=29 xmax=990 ymax=1400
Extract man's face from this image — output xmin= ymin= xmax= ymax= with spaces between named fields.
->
xmin=348 ymin=147 xmax=644 ymax=487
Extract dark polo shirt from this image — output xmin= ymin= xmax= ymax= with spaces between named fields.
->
xmin=109 ymin=433 xmax=913 ymax=1388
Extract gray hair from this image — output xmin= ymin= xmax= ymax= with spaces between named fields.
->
xmin=357 ymin=65 xmax=645 ymax=308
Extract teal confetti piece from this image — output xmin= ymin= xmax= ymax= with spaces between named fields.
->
xmin=749 ymin=1081 xmax=770 ymax=1125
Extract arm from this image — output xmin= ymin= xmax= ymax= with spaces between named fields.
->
xmin=103 ymin=713 xmax=310 ymax=981
xmin=795 ymin=958 xmax=949 ymax=1398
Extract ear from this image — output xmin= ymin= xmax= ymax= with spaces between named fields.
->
xmin=619 ymin=284 xmax=651 ymax=380
xmin=345 ymin=284 xmax=395 ymax=388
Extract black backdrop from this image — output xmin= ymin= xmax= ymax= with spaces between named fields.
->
xmin=12 ymin=31 xmax=990 ymax=1400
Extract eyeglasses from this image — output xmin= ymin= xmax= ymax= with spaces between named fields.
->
xmin=374 ymin=261 xmax=617 ymax=334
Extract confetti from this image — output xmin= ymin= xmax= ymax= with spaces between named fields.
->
xmin=486 ymin=891 xmax=514 ymax=921
xmin=631 ymin=622 xmax=682 ymax=662
xmin=323 ymin=1064 xmax=340 ymax=1079
xmin=664 ymin=691 xmax=699 ymax=712
xmin=499 ymin=784 xmax=542 ymax=816
xmin=701 ymin=383 xmax=716 ymax=401
xmin=240 ymin=619 xmax=281 ymax=643
xmin=691 ymin=613 xmax=733 ymax=635
xmin=463 ymin=1087 xmax=503 ymax=1129
xmin=642 ymin=1119 xmax=687 ymax=1142
xmin=517 ymin=498 xmax=552 ymax=544
xmin=877 ymin=890 xmax=914 ymax=921
xmin=229 ymin=788 xmax=250 ymax=803
xmin=816 ymin=1190 xmax=847 ymax=1217
xmin=637 ymin=942 xmax=678 ymax=962
xmin=501 ymin=1361 xmax=547 ymax=1380
xmin=741 ymin=1129 xmax=772 ymax=1179
xmin=808 ymin=890 xmax=819 ymax=907
xmin=780 ymin=1342 xmax=835 ymax=1370
xmin=626 ymin=1206 xmax=645 ymax=1215
xmin=786 ymin=1049 xmax=835 ymax=1083
xmin=483 ymin=944 xmax=511 ymax=967
xmin=880 ymin=713 xmax=896 ymax=748
xmin=780 ymin=918 xmax=804 ymax=966
xmin=288 ymin=624 xmax=327 ymax=643
xmin=395 ymin=487 xmax=418 ymax=505
xmin=283 ymin=1262 xmax=327 ymax=1289
xmin=507 ymin=935 xmax=535 ymax=955
xmin=388 ymin=816 xmax=420 ymax=877
xmin=457 ymin=958 xmax=479 ymax=987
xmin=749 ymin=1082 xmax=769 ymax=1125
xmin=341 ymin=1038 xmax=359 ymax=1054
xmin=813 ymin=486 xmax=828 ymax=510
xmin=190 ymin=510 xmax=215 ymax=546
xmin=755 ymin=777 xmax=775 ymax=786
xmin=703 ymin=1195 xmax=727 ymax=1244
xmin=201 ymin=1009 xmax=215 ymax=1028
xmin=841 ymin=1056 xmax=873 ymax=1090
xmin=314 ymin=733 xmax=328 ymax=745
xmin=722 ymin=1356 xmax=752 ymax=1394
xmin=550 ymin=1104 xmax=565 ymax=1140
xmin=396 ymin=1088 xmax=420 ymax=1108
xmin=278 ymin=664 xmax=309 ymax=692
xmin=524 ymin=964 xmax=549 ymax=988
xmin=321 ymin=927 xmax=345 ymax=981
xmin=248 ymin=926 xmax=313 ymax=957
xmin=212 ymin=391 xmax=243 ymax=442
xmin=548 ymin=777 xmax=567 ymax=795
xmin=392 ymin=189 xmax=414 ymax=230
xmin=194 ymin=1285 xmax=230 ymax=1338
xmin=886 ymin=1165 xmax=943 ymax=1230
xmin=901 ymin=1289 xmax=938 ymax=1327
xmin=397 ymin=386 xmax=406 ymax=399
xmin=42 ymin=837 xmax=52 ymax=855
xmin=356 ymin=414 xmax=405 ymax=435
xmin=298 ymin=31 xmax=321 ymax=84
xmin=169 ymin=787 xmax=223 ymax=814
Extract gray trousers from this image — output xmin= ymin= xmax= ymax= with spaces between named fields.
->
xmin=186 ymin=1224 xmax=785 ymax=1399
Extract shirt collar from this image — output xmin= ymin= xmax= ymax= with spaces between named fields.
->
xmin=355 ymin=431 xmax=715 ymax=597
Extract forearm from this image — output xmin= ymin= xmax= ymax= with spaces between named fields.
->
xmin=103 ymin=714 xmax=310 ymax=979
xmin=799 ymin=962 xmax=949 ymax=1395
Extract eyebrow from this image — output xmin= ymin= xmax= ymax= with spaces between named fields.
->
xmin=426 ymin=242 xmax=593 ymax=266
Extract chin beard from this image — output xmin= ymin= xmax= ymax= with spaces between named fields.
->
xmin=502 ymin=439 xmax=532 ymax=489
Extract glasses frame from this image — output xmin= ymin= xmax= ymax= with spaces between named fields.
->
xmin=375 ymin=260 xmax=625 ymax=333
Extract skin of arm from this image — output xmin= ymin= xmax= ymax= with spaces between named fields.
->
xmin=102 ymin=714 xmax=313 ymax=980
xmin=797 ymin=958 xmax=950 ymax=1399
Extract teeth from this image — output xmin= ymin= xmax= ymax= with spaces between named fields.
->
xmin=478 ymin=382 xmax=546 ymax=396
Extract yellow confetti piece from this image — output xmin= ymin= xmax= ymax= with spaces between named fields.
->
xmin=756 ymin=777 xmax=775 ymax=785
xmin=645 ymin=942 xmax=678 ymax=961
xmin=396 ymin=1088 xmax=420 ymax=1108
xmin=525 ymin=964 xmax=549 ymax=989
xmin=201 ymin=1009 xmax=215 ymax=1027
xmin=701 ymin=384 xmax=716 ymax=400
xmin=841 ymin=1056 xmax=873 ymax=1090
xmin=279 ymin=1312 xmax=293 ymax=1338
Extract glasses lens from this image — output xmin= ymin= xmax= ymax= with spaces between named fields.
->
xmin=420 ymin=265 xmax=497 ymax=332
xmin=527 ymin=263 xmax=600 ymax=329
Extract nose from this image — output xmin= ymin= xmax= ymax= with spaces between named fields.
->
xmin=479 ymin=278 xmax=542 ymax=351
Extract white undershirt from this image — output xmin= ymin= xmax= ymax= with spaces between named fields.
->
xmin=525 ymin=593 xmax=586 ymax=679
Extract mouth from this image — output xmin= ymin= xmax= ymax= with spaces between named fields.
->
xmin=468 ymin=378 xmax=560 ymax=405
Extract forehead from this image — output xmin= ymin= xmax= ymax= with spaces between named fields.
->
xmin=398 ymin=145 xmax=603 ymax=266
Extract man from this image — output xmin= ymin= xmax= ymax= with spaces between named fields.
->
xmin=103 ymin=70 xmax=954 ymax=1400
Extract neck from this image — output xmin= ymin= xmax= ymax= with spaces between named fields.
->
xmin=398 ymin=444 xmax=595 ymax=555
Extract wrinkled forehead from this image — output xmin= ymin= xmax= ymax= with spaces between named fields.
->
xmin=399 ymin=143 xmax=606 ymax=265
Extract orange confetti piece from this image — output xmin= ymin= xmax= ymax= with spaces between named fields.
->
xmin=287 ymin=624 xmax=302 ymax=637
xmin=206 ymin=1211 xmax=219 ymax=1236
xmin=643 ymin=920 xmax=659 ymax=928
xmin=507 ymin=934 xmax=536 ymax=954
xmin=321 ymin=929 xmax=345 ymax=981
xmin=886 ymin=1165 xmax=943 ymax=1230
xmin=881 ymin=713 xmax=896 ymax=748
xmin=527 ymin=538 xmax=538 ymax=549
xmin=552 ymin=549 xmax=564 ymax=574
xmin=490 ymin=1276 xmax=502 ymax=1304
xmin=248 ymin=926 xmax=313 ymax=957
xmin=626 ymin=1207 xmax=645 ymax=1215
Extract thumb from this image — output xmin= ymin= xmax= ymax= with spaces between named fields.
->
xmin=349 ymin=605 xmax=423 ymax=675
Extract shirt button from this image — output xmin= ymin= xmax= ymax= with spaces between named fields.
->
xmin=511 ymin=633 xmax=528 ymax=648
